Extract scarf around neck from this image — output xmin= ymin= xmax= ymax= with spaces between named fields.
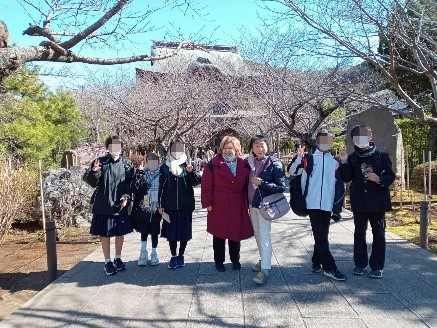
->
xmin=166 ymin=153 xmax=187 ymax=176
xmin=354 ymin=142 xmax=376 ymax=157
xmin=222 ymin=155 xmax=237 ymax=177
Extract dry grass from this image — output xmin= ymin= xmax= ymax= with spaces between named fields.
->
xmin=0 ymin=161 xmax=37 ymax=245
xmin=386 ymin=203 xmax=437 ymax=255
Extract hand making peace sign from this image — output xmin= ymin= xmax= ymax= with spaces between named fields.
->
xmin=92 ymin=158 xmax=101 ymax=172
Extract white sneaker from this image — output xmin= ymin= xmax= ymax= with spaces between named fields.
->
xmin=150 ymin=252 xmax=159 ymax=266
xmin=138 ymin=250 xmax=148 ymax=266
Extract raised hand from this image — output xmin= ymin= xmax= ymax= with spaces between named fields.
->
xmin=186 ymin=158 xmax=193 ymax=173
xmin=158 ymin=208 xmax=164 ymax=215
xmin=338 ymin=149 xmax=348 ymax=162
xmin=138 ymin=160 xmax=145 ymax=171
xmin=296 ymin=145 xmax=305 ymax=157
xmin=92 ymin=158 xmax=101 ymax=171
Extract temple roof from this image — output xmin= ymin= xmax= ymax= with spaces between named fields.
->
xmin=147 ymin=41 xmax=253 ymax=76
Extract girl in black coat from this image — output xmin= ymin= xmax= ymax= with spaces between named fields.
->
xmin=86 ymin=136 xmax=134 ymax=276
xmin=158 ymin=140 xmax=201 ymax=269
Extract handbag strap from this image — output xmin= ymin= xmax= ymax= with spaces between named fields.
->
xmin=256 ymin=156 xmax=272 ymax=201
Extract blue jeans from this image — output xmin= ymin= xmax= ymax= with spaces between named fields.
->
xmin=353 ymin=212 xmax=386 ymax=270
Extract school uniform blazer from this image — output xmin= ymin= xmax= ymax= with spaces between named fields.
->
xmin=338 ymin=149 xmax=395 ymax=213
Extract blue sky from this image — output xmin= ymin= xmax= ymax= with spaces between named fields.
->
xmin=1 ymin=0 xmax=279 ymax=89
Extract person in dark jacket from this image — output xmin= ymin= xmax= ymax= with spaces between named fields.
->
xmin=159 ymin=139 xmax=201 ymax=269
xmin=86 ymin=136 xmax=134 ymax=276
xmin=201 ymin=136 xmax=253 ymax=272
xmin=338 ymin=125 xmax=395 ymax=279
xmin=131 ymin=153 xmax=162 ymax=266
xmin=247 ymin=135 xmax=286 ymax=285
xmin=289 ymin=131 xmax=346 ymax=281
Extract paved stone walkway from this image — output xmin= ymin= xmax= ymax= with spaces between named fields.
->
xmin=2 ymin=186 xmax=437 ymax=327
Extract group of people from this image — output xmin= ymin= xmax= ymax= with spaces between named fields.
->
xmin=84 ymin=124 xmax=394 ymax=284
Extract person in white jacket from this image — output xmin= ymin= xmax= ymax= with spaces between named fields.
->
xmin=289 ymin=131 xmax=346 ymax=281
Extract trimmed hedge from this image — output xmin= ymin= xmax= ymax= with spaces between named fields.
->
xmin=410 ymin=160 xmax=437 ymax=193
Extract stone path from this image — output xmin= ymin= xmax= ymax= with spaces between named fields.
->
xmin=2 ymin=186 xmax=437 ymax=327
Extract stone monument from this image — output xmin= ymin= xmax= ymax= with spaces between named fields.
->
xmin=346 ymin=106 xmax=403 ymax=189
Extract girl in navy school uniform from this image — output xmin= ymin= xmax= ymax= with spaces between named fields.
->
xmin=158 ymin=139 xmax=201 ymax=269
xmin=131 ymin=153 xmax=162 ymax=266
xmin=86 ymin=136 xmax=134 ymax=276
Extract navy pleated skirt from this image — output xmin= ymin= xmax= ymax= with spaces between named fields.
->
xmin=160 ymin=209 xmax=193 ymax=242
xmin=133 ymin=219 xmax=161 ymax=236
xmin=90 ymin=214 xmax=133 ymax=237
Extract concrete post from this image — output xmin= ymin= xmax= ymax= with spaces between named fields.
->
xmin=420 ymin=201 xmax=429 ymax=250
xmin=45 ymin=220 xmax=58 ymax=283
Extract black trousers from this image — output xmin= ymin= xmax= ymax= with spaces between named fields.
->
xmin=212 ymin=236 xmax=240 ymax=264
xmin=308 ymin=209 xmax=337 ymax=271
xmin=353 ymin=212 xmax=386 ymax=270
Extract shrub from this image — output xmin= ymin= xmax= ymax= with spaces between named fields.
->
xmin=0 ymin=160 xmax=37 ymax=244
xmin=410 ymin=161 xmax=437 ymax=193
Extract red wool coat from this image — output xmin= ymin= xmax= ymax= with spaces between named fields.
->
xmin=201 ymin=155 xmax=254 ymax=241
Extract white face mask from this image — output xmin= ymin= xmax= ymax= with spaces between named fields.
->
xmin=172 ymin=151 xmax=184 ymax=159
xmin=147 ymin=160 xmax=159 ymax=171
xmin=317 ymin=144 xmax=332 ymax=152
xmin=353 ymin=136 xmax=370 ymax=149
xmin=109 ymin=151 xmax=120 ymax=158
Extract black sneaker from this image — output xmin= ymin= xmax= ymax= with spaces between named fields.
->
xmin=232 ymin=262 xmax=241 ymax=270
xmin=176 ymin=255 xmax=185 ymax=268
xmin=215 ymin=263 xmax=226 ymax=272
xmin=104 ymin=261 xmax=117 ymax=276
xmin=324 ymin=269 xmax=347 ymax=281
xmin=312 ymin=264 xmax=322 ymax=273
xmin=353 ymin=266 xmax=366 ymax=276
xmin=114 ymin=258 xmax=126 ymax=271
xmin=369 ymin=269 xmax=383 ymax=278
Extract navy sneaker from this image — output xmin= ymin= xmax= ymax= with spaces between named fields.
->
xmin=104 ymin=261 xmax=117 ymax=276
xmin=369 ymin=269 xmax=383 ymax=278
xmin=215 ymin=263 xmax=226 ymax=272
xmin=114 ymin=258 xmax=126 ymax=271
xmin=176 ymin=255 xmax=185 ymax=268
xmin=324 ymin=269 xmax=347 ymax=281
xmin=353 ymin=266 xmax=366 ymax=276
xmin=312 ymin=264 xmax=322 ymax=273
xmin=168 ymin=256 xmax=177 ymax=269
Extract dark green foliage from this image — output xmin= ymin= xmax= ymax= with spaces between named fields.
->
xmin=0 ymin=67 xmax=87 ymax=169
xmin=397 ymin=119 xmax=429 ymax=171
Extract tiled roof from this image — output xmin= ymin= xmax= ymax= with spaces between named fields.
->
xmin=148 ymin=41 xmax=254 ymax=76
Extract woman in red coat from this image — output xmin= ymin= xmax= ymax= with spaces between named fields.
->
xmin=201 ymin=136 xmax=253 ymax=272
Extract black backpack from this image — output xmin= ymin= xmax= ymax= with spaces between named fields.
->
xmin=289 ymin=154 xmax=314 ymax=217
